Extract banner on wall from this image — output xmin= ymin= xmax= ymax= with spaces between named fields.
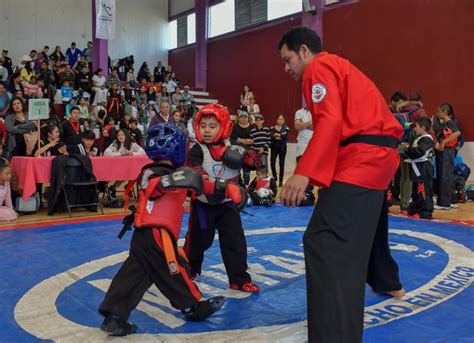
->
xmin=95 ymin=0 xmax=116 ymax=40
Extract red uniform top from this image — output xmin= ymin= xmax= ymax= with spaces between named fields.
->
xmin=295 ymin=52 xmax=403 ymax=190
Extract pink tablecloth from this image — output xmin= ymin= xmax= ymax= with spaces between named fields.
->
xmin=11 ymin=156 xmax=153 ymax=200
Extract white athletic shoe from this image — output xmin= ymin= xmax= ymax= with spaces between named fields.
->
xmin=434 ymin=205 xmax=451 ymax=210
xmin=450 ymin=203 xmax=459 ymax=209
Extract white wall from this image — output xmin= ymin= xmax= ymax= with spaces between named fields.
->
xmin=0 ymin=0 xmax=169 ymax=69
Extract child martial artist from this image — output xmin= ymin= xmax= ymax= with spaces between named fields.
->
xmin=98 ymin=123 xmax=224 ymax=336
xmin=248 ymin=166 xmax=277 ymax=206
xmin=184 ymin=104 xmax=260 ymax=293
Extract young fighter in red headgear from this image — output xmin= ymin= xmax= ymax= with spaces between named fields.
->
xmin=184 ymin=104 xmax=260 ymax=293
xmin=98 ymin=123 xmax=224 ymax=336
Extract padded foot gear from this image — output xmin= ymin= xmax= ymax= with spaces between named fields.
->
xmin=101 ymin=314 xmax=137 ymax=336
xmin=230 ymin=282 xmax=260 ymax=293
xmin=181 ymin=296 xmax=225 ymax=321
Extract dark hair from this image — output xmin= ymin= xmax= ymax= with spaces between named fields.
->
xmin=257 ymin=166 xmax=269 ymax=175
xmin=95 ymin=68 xmax=103 ymax=75
xmin=104 ymin=116 xmax=114 ymax=124
xmin=40 ymin=124 xmax=59 ymax=142
xmin=277 ymin=27 xmax=322 ymax=54
xmin=70 ymin=106 xmax=80 ymax=113
xmin=129 ymin=118 xmax=138 ymax=125
xmin=439 ymin=103 xmax=455 ymax=118
xmin=416 ymin=117 xmax=432 ymax=132
xmin=9 ymin=97 xmax=24 ymax=113
xmin=0 ymin=81 xmax=5 ymax=88
xmin=98 ymin=109 xmax=107 ymax=119
xmin=409 ymin=92 xmax=422 ymax=102
xmin=390 ymin=91 xmax=407 ymax=102
xmin=71 ymin=42 xmax=76 ymax=46
xmin=115 ymin=129 xmax=132 ymax=150
xmin=44 ymin=46 xmax=50 ymax=50
xmin=0 ymin=157 xmax=10 ymax=173
xmin=81 ymin=130 xmax=95 ymax=140
xmin=30 ymin=49 xmax=37 ymax=54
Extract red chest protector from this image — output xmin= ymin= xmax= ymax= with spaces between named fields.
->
xmin=443 ymin=128 xmax=458 ymax=148
xmin=256 ymin=178 xmax=271 ymax=190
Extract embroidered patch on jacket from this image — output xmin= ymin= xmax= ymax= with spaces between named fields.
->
xmin=312 ymin=83 xmax=327 ymax=103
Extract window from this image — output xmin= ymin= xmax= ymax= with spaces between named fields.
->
xmin=209 ymin=0 xmax=235 ymax=38
xmin=187 ymin=13 xmax=196 ymax=44
xmin=267 ymin=0 xmax=302 ymax=21
xmin=169 ymin=19 xmax=177 ymax=49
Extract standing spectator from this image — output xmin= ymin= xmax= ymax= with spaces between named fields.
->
xmin=250 ymin=114 xmax=271 ymax=166
xmin=61 ymin=107 xmax=84 ymax=147
xmin=248 ymin=97 xmax=260 ymax=117
xmin=389 ymin=90 xmax=407 ymax=113
xmin=66 ymin=42 xmax=81 ymax=67
xmin=83 ymin=41 xmax=93 ymax=70
xmin=1 ymin=50 xmax=13 ymax=77
xmin=181 ymin=85 xmax=195 ymax=106
xmin=433 ymin=103 xmax=461 ymax=210
xmin=0 ymin=159 xmax=17 ymax=222
xmin=294 ymin=107 xmax=315 ymax=205
xmin=150 ymin=101 xmax=172 ymax=127
xmin=270 ymin=115 xmax=290 ymax=187
xmin=92 ymin=69 xmax=108 ymax=105
xmin=137 ymin=62 xmax=151 ymax=82
xmin=240 ymin=85 xmax=254 ymax=108
xmin=230 ymin=111 xmax=254 ymax=185
xmin=0 ymin=81 xmax=10 ymax=117
xmin=162 ymin=75 xmax=177 ymax=94
xmin=153 ymin=60 xmax=166 ymax=82
xmin=49 ymin=46 xmax=66 ymax=63
xmin=5 ymin=98 xmax=36 ymax=157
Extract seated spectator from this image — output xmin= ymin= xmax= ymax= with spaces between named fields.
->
xmin=5 ymin=97 xmax=36 ymax=157
xmin=146 ymin=103 xmax=157 ymax=121
xmin=77 ymin=97 xmax=90 ymax=120
xmin=73 ymin=55 xmax=88 ymax=74
xmin=136 ymin=85 xmax=147 ymax=106
xmin=49 ymin=46 xmax=66 ymax=64
xmin=20 ymin=62 xmax=36 ymax=83
xmin=150 ymin=101 xmax=171 ymax=127
xmin=146 ymin=86 xmax=157 ymax=104
xmin=169 ymin=72 xmax=179 ymax=86
xmin=83 ymin=41 xmax=93 ymax=69
xmin=389 ymin=90 xmax=408 ymax=113
xmin=159 ymin=86 xmax=170 ymax=103
xmin=23 ymin=76 xmax=43 ymax=98
xmin=61 ymin=81 xmax=74 ymax=103
xmin=101 ymin=116 xmax=117 ymax=149
xmin=91 ymin=105 xmax=107 ymax=128
xmin=59 ymin=64 xmax=76 ymax=85
xmin=92 ymin=68 xmax=108 ymax=105
xmin=248 ymin=97 xmax=260 ymax=119
xmin=124 ymin=98 xmax=138 ymax=120
xmin=187 ymin=111 xmax=197 ymax=148
xmin=32 ymin=124 xmax=68 ymax=157
xmin=20 ymin=50 xmax=37 ymax=69
xmin=121 ymin=82 xmax=135 ymax=104
xmin=177 ymin=100 xmax=187 ymax=117
xmin=9 ymin=73 xmax=23 ymax=96
xmin=75 ymin=66 xmax=92 ymax=98
xmin=38 ymin=61 xmax=56 ymax=97
xmin=161 ymin=75 xmax=177 ymax=93
xmin=107 ymin=69 xmax=120 ymax=88
xmin=0 ymin=81 xmax=11 ymax=117
xmin=0 ymin=57 xmax=9 ymax=87
xmin=249 ymin=167 xmax=277 ymax=206
xmin=65 ymin=98 xmax=78 ymax=119
xmin=61 ymin=107 xmax=85 ymax=147
xmin=171 ymin=86 xmax=183 ymax=107
xmin=128 ymin=119 xmax=143 ymax=145
xmin=153 ymin=60 xmax=166 ymax=82
xmin=0 ymin=159 xmax=17 ymax=222
xmin=187 ymin=100 xmax=199 ymax=120
xmin=181 ymin=85 xmax=195 ymax=106
xmin=0 ymin=120 xmax=7 ymax=156
xmin=171 ymin=109 xmax=187 ymax=135
xmin=119 ymin=113 xmax=131 ymax=131
xmin=104 ymin=128 xmax=146 ymax=157
xmin=126 ymin=67 xmax=137 ymax=88
xmin=138 ymin=102 xmax=148 ymax=132
xmin=40 ymin=107 xmax=62 ymax=134
xmin=69 ymin=130 xmax=101 ymax=156
xmin=1 ymin=50 xmax=13 ymax=77
xmin=137 ymin=62 xmax=151 ymax=82
xmin=66 ymin=42 xmax=81 ymax=67
xmin=107 ymin=83 xmax=122 ymax=121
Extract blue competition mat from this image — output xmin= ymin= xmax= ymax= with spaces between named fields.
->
xmin=0 ymin=205 xmax=473 ymax=342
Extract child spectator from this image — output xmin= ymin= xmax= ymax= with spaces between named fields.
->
xmin=433 ymin=103 xmax=461 ymax=210
xmin=32 ymin=124 xmax=68 ymax=157
xmin=137 ymin=85 xmax=147 ymax=106
xmin=0 ymin=159 xmax=17 ymax=221
xmin=61 ymin=81 xmax=74 ymax=103
xmin=119 ymin=113 xmax=131 ymax=131
xmin=65 ymin=98 xmax=78 ymax=119
xmin=69 ymin=130 xmax=101 ymax=156
xmin=270 ymin=114 xmax=290 ymax=187
xmin=23 ymin=76 xmax=43 ymax=98
xmin=250 ymin=113 xmax=271 ymax=169
xmin=121 ymin=82 xmax=135 ymax=104
xmin=101 ymin=116 xmax=117 ymax=149
xmin=98 ymin=123 xmax=224 ymax=336
xmin=172 ymin=109 xmax=187 ymax=135
xmin=146 ymin=86 xmax=157 ymax=105
xmin=77 ymin=97 xmax=90 ymax=120
xmin=128 ymin=119 xmax=143 ymax=145
xmin=230 ymin=111 xmax=253 ymax=186
xmin=126 ymin=67 xmax=137 ymax=88
xmin=124 ymin=98 xmax=138 ymax=120
xmin=185 ymin=104 xmax=260 ymax=293
xmin=249 ymin=167 xmax=277 ymax=206
xmin=404 ymin=117 xmax=434 ymax=219
xmin=107 ymin=83 xmax=122 ymax=121
xmin=137 ymin=102 xmax=148 ymax=132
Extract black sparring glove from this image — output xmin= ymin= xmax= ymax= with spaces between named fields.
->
xmin=222 ymin=145 xmax=246 ymax=170
xmin=159 ymin=167 xmax=204 ymax=195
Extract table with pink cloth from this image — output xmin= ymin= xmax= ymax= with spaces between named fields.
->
xmin=11 ymin=156 xmax=153 ymax=200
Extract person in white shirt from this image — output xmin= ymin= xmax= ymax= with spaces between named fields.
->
xmin=91 ymin=68 xmax=108 ymax=105
xmin=294 ymin=107 xmax=313 ymax=158
xmin=162 ymin=75 xmax=177 ymax=93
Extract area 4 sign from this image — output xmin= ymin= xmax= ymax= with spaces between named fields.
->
xmin=28 ymin=99 xmax=49 ymax=120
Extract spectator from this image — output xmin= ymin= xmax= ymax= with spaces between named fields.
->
xmin=66 ymin=42 xmax=81 ymax=67
xmin=93 ymin=107 xmax=107 ymax=128
xmin=101 ymin=116 xmax=117 ymax=149
xmin=60 ymin=81 xmax=74 ymax=103
xmin=49 ymin=46 xmax=66 ymax=63
xmin=150 ymin=101 xmax=172 ymax=127
xmin=136 ymin=85 xmax=147 ymax=106
xmin=126 ymin=68 xmax=137 ymax=88
xmin=23 ymin=76 xmax=43 ymax=99
xmin=0 ymin=159 xmax=17 ymax=222
xmin=92 ymin=68 xmax=108 ymax=105
xmin=61 ymin=107 xmax=84 ymax=147
xmin=107 ymin=69 xmax=120 ymax=88
xmin=146 ymin=86 xmax=157 ymax=104
xmin=76 ymin=66 xmax=92 ymax=98
xmin=169 ymin=72 xmax=179 ymax=85
xmin=83 ymin=41 xmax=93 ymax=70
xmin=250 ymin=113 xmax=271 ymax=171
xmin=153 ymin=60 xmax=166 ymax=82
xmin=69 ymin=129 xmax=100 ymax=156
xmin=0 ymin=57 xmax=9 ymax=86
xmin=32 ymin=124 xmax=68 ymax=157
xmin=171 ymin=109 xmax=187 ymax=135
xmin=248 ymin=97 xmax=260 ymax=119
xmin=171 ymin=86 xmax=183 ymax=107
xmin=181 ymin=85 xmax=195 ymax=106
xmin=77 ymin=97 xmax=90 ymax=120
xmin=125 ymin=98 xmax=138 ymax=120
xmin=119 ymin=113 xmax=131 ymax=131
xmin=0 ymin=81 xmax=11 ymax=117
xmin=5 ymin=98 xmax=36 ymax=157
xmin=38 ymin=61 xmax=56 ymax=97
xmin=162 ymin=75 xmax=177 ymax=93
xmin=20 ymin=50 xmax=37 ymax=69
xmin=104 ymin=129 xmax=145 ymax=157
xmin=159 ymin=86 xmax=170 ymax=103
xmin=240 ymin=85 xmax=254 ymax=108
xmin=107 ymin=83 xmax=122 ymax=121
xmin=137 ymin=62 xmax=151 ymax=82
xmin=1 ymin=50 xmax=13 ymax=76
xmin=20 ymin=61 xmax=36 ymax=83
xmin=59 ymin=64 xmax=76 ymax=85
xmin=187 ymin=100 xmax=199 ymax=120
xmin=270 ymin=115 xmax=289 ymax=187
xmin=41 ymin=106 xmax=62 ymax=134
xmin=177 ymin=100 xmax=187 ymax=117
xmin=73 ymin=55 xmax=88 ymax=74
xmin=230 ymin=111 xmax=253 ymax=185
xmin=9 ymin=73 xmax=23 ymax=96
xmin=249 ymin=166 xmax=277 ymax=206
xmin=389 ymin=90 xmax=407 ymax=113
xmin=187 ymin=111 xmax=197 ymax=148
xmin=128 ymin=119 xmax=143 ymax=145
xmin=137 ymin=102 xmax=148 ymax=132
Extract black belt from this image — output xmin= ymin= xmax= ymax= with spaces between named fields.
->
xmin=340 ymin=135 xmax=398 ymax=148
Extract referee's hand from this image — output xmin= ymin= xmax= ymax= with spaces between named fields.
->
xmin=280 ymin=174 xmax=309 ymax=207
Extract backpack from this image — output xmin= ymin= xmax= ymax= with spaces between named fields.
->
xmin=455 ymin=163 xmax=471 ymax=181
xmin=395 ymin=109 xmax=418 ymax=143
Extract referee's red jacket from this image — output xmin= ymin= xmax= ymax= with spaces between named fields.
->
xmin=295 ymin=51 xmax=403 ymax=190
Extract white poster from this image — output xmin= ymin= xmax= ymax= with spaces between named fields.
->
xmin=28 ymin=99 xmax=49 ymax=120
xmin=95 ymin=0 xmax=116 ymax=40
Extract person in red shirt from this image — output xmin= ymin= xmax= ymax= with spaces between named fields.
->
xmin=278 ymin=27 xmax=405 ymax=343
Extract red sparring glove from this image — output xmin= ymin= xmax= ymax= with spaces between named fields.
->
xmin=226 ymin=183 xmax=249 ymax=212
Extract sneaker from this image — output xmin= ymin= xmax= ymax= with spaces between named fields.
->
xmin=450 ymin=203 xmax=459 ymax=209
xmin=230 ymin=281 xmax=260 ymax=293
xmin=101 ymin=314 xmax=137 ymax=336
xmin=434 ymin=205 xmax=451 ymax=210
xmin=181 ymin=296 xmax=225 ymax=321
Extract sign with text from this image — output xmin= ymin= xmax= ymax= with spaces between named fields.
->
xmin=28 ymin=99 xmax=49 ymax=120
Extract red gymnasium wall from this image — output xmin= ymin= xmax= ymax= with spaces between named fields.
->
xmin=323 ymin=0 xmax=474 ymax=140
xmin=169 ymin=46 xmax=196 ymax=88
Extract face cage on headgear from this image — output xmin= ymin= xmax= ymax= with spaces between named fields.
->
xmin=145 ymin=123 xmax=187 ymax=166
xmin=193 ymin=104 xmax=233 ymax=144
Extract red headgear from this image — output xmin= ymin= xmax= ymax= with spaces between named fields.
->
xmin=193 ymin=104 xmax=233 ymax=144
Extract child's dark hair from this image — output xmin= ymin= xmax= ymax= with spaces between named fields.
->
xmin=409 ymin=91 xmax=422 ymax=102
xmin=0 ymin=157 xmax=10 ymax=173
xmin=439 ymin=103 xmax=455 ymax=118
xmin=129 ymin=118 xmax=138 ymax=125
xmin=416 ymin=117 xmax=432 ymax=132
xmin=257 ymin=166 xmax=269 ymax=175
xmin=81 ymin=130 xmax=96 ymax=140
xmin=277 ymin=27 xmax=322 ymax=54
xmin=391 ymin=91 xmax=407 ymax=102
xmin=104 ymin=116 xmax=114 ymax=124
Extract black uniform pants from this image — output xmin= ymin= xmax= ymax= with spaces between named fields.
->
xmin=435 ymin=148 xmax=456 ymax=207
xmin=99 ymin=228 xmax=201 ymax=322
xmin=409 ymin=179 xmax=434 ymax=218
xmin=184 ymin=201 xmax=251 ymax=287
xmin=270 ymin=146 xmax=286 ymax=183
xmin=303 ymin=181 xmax=402 ymax=343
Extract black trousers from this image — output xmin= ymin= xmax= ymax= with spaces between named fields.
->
xmin=435 ymin=148 xmax=456 ymax=207
xmin=390 ymin=165 xmax=401 ymax=200
xmin=184 ymin=201 xmax=251 ymax=287
xmin=408 ymin=180 xmax=434 ymax=218
xmin=303 ymin=182 xmax=402 ymax=343
xmin=270 ymin=146 xmax=286 ymax=182
xmin=99 ymin=228 xmax=201 ymax=321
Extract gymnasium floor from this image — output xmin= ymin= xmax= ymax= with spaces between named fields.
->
xmin=0 ymin=194 xmax=473 ymax=342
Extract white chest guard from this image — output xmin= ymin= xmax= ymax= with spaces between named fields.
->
xmin=405 ymin=134 xmax=433 ymax=177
